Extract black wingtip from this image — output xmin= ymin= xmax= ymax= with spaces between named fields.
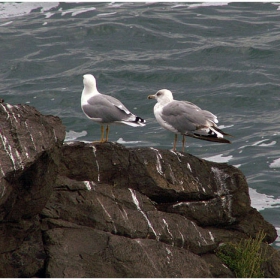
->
xmin=192 ymin=134 xmax=231 ymax=143
xmin=214 ymin=126 xmax=232 ymax=137
xmin=135 ymin=116 xmax=146 ymax=124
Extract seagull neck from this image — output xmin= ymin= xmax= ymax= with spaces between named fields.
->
xmin=160 ymin=98 xmax=173 ymax=106
xmin=83 ymin=87 xmax=100 ymax=97
xmin=81 ymin=87 xmax=100 ymax=106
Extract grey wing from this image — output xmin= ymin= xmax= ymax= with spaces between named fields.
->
xmin=100 ymin=95 xmax=131 ymax=115
xmin=161 ymin=101 xmax=216 ymax=133
xmin=83 ymin=94 xmax=132 ymax=123
xmin=184 ymin=101 xmax=217 ymax=123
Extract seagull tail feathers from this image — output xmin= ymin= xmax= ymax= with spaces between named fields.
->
xmin=213 ymin=126 xmax=232 ymax=137
xmin=120 ymin=116 xmax=146 ymax=127
xmin=191 ymin=134 xmax=231 ymax=143
xmin=135 ymin=116 xmax=146 ymax=125
xmin=188 ymin=126 xmax=231 ymax=143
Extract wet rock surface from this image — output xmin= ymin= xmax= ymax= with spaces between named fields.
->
xmin=0 ymin=103 xmax=279 ymax=277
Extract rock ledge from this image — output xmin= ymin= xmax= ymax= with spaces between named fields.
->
xmin=0 ymin=103 xmax=279 ymax=277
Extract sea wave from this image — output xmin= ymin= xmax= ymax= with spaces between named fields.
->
xmin=0 ymin=2 xmax=59 ymax=19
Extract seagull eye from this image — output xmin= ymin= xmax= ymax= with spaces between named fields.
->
xmin=157 ymin=92 xmax=161 ymax=96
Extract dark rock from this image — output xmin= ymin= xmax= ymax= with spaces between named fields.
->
xmin=0 ymin=103 xmax=64 ymax=277
xmin=232 ymin=207 xmax=277 ymax=243
xmin=0 ymin=217 xmax=46 ymax=277
xmin=0 ymin=103 xmax=65 ymax=222
xmin=262 ymin=244 xmax=280 ymax=278
xmin=44 ymin=226 xmax=212 ymax=278
xmin=0 ymin=102 xmax=279 ymax=278
xmin=201 ymin=253 xmax=235 ymax=278
xmin=42 ymin=180 xmax=217 ymax=254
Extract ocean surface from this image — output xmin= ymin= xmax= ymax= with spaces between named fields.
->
xmin=0 ymin=2 xmax=279 ymax=248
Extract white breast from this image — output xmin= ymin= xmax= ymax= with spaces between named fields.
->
xmin=154 ymin=103 xmax=179 ymax=134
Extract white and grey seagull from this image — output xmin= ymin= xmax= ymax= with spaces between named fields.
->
xmin=81 ymin=74 xmax=146 ymax=143
xmin=148 ymin=89 xmax=231 ymax=152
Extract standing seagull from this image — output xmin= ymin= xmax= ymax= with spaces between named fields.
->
xmin=148 ymin=89 xmax=231 ymax=152
xmin=81 ymin=74 xmax=146 ymax=143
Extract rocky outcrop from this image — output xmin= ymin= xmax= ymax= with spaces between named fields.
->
xmin=0 ymin=102 xmax=279 ymax=277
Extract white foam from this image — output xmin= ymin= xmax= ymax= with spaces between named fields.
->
xmin=97 ymin=12 xmax=117 ymax=17
xmin=107 ymin=3 xmax=124 ymax=8
xmin=44 ymin=12 xmax=54 ymax=19
xmin=250 ymin=188 xmax=280 ymax=211
xmin=239 ymin=139 xmax=276 ymax=149
xmin=61 ymin=7 xmax=96 ymax=17
xmin=274 ymin=227 xmax=280 ymax=248
xmin=117 ymin=138 xmax=141 ymax=144
xmin=203 ymin=153 xmax=232 ymax=163
xmin=0 ymin=2 xmax=59 ymax=19
xmin=0 ymin=21 xmax=13 ymax=26
xmin=269 ymin=158 xmax=280 ymax=168
xmin=65 ymin=130 xmax=87 ymax=142
xmin=171 ymin=2 xmax=229 ymax=9
xmin=187 ymin=2 xmax=230 ymax=9
xmin=259 ymin=141 xmax=276 ymax=147
xmin=271 ymin=3 xmax=280 ymax=10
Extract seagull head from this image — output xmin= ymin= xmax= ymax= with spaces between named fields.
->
xmin=83 ymin=74 xmax=97 ymax=91
xmin=148 ymin=89 xmax=174 ymax=105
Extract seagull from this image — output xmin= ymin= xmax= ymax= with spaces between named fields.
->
xmin=81 ymin=74 xmax=146 ymax=143
xmin=148 ymin=89 xmax=231 ymax=152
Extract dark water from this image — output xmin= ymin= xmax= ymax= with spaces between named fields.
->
xmin=0 ymin=2 xmax=280 ymax=247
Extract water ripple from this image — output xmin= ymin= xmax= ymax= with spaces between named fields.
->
xmin=1 ymin=3 xmax=280 ymax=245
